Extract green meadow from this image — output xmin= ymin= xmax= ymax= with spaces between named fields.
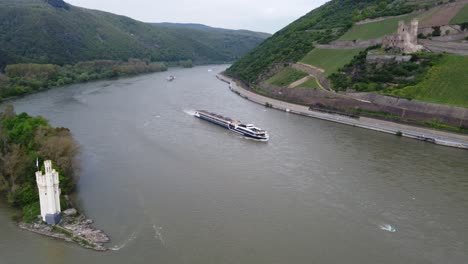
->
xmin=300 ymin=48 xmax=364 ymax=76
xmin=266 ymin=67 xmax=308 ymax=87
xmin=339 ymin=13 xmax=418 ymax=40
xmin=450 ymin=4 xmax=468 ymax=24
xmin=297 ymin=78 xmax=321 ymax=89
xmin=391 ymin=54 xmax=468 ymax=107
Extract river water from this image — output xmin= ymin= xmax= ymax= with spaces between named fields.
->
xmin=0 ymin=65 xmax=467 ymax=264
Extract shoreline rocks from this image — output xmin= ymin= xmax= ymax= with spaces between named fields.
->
xmin=18 ymin=209 xmax=109 ymax=251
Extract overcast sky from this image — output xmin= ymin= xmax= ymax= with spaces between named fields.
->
xmin=66 ymin=0 xmax=328 ymax=34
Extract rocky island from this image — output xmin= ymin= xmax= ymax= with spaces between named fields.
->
xmin=0 ymin=105 xmax=109 ymax=251
xmin=19 ymin=208 xmax=110 ymax=251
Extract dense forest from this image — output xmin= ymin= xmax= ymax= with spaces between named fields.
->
xmin=0 ymin=0 xmax=269 ymax=69
xmin=0 ymin=105 xmax=78 ymax=222
xmin=0 ymin=59 xmax=167 ymax=101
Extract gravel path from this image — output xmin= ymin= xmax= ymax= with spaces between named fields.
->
xmin=291 ymin=63 xmax=331 ymax=90
xmin=288 ymin=76 xmax=311 ymax=88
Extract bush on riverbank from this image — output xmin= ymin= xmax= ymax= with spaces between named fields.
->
xmin=179 ymin=60 xmax=193 ymax=68
xmin=0 ymin=59 xmax=167 ymax=101
xmin=0 ymin=105 xmax=79 ymax=221
xmin=22 ymin=202 xmax=41 ymax=223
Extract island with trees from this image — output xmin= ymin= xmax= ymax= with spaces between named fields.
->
xmin=0 ymin=105 xmax=109 ymax=251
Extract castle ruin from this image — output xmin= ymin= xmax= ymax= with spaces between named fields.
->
xmin=382 ymin=19 xmax=424 ymax=53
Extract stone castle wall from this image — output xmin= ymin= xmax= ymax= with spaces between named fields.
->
xmin=382 ymin=19 xmax=424 ymax=53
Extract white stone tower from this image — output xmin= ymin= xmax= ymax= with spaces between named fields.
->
xmin=36 ymin=160 xmax=61 ymax=225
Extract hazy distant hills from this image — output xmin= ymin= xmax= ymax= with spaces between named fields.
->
xmin=149 ymin=22 xmax=271 ymax=64
xmin=152 ymin=22 xmax=231 ymax=32
xmin=0 ymin=0 xmax=270 ymax=68
xmin=152 ymin=22 xmax=271 ymax=38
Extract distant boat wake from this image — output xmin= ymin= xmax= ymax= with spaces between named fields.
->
xmin=71 ymin=95 xmax=88 ymax=105
xmin=379 ymin=224 xmax=396 ymax=233
xmin=109 ymin=232 xmax=138 ymax=251
xmin=143 ymin=113 xmax=161 ymax=127
xmin=153 ymin=225 xmax=166 ymax=246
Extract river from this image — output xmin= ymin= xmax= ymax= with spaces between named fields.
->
xmin=0 ymin=65 xmax=467 ymax=264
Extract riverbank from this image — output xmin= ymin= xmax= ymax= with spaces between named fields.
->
xmin=19 ymin=208 xmax=110 ymax=251
xmin=217 ymin=74 xmax=468 ymax=150
xmin=0 ymin=60 xmax=167 ymax=103
xmin=0 ymin=105 xmax=109 ymax=251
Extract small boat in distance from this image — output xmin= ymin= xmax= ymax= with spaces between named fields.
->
xmin=167 ymin=75 xmax=175 ymax=81
xmin=194 ymin=110 xmax=269 ymax=141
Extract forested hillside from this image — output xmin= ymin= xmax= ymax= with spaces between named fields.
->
xmin=151 ymin=23 xmax=271 ymax=63
xmin=0 ymin=0 xmax=270 ymax=69
xmin=226 ymin=0 xmax=447 ymax=83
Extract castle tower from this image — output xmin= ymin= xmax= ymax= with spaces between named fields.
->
xmin=397 ymin=21 xmax=405 ymax=34
xmin=410 ymin=19 xmax=419 ymax=43
xmin=36 ymin=160 xmax=61 ymax=225
xmin=382 ymin=19 xmax=423 ymax=53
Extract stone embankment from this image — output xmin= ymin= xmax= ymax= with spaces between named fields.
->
xmin=355 ymin=10 xmax=424 ymax=25
xmin=431 ymin=32 xmax=468 ymax=41
xmin=366 ymin=54 xmax=412 ymax=63
xmin=316 ymin=38 xmax=382 ymax=49
xmin=218 ymin=74 xmax=468 ymax=150
xmin=19 ymin=208 xmax=109 ymax=251
xmin=420 ymin=39 xmax=468 ymax=55
xmin=346 ymin=92 xmax=468 ymax=127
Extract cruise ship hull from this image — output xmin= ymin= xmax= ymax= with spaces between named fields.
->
xmin=195 ymin=111 xmax=269 ymax=141
xmin=196 ymin=112 xmax=231 ymax=129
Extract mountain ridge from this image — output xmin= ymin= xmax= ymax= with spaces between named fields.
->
xmin=0 ymin=0 xmax=270 ymax=69
xmin=150 ymin=22 xmax=271 ymax=38
xmin=225 ymin=0 xmax=468 ymax=131
xmin=226 ymin=0 xmax=466 ymax=83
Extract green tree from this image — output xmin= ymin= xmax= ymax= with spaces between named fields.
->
xmin=0 ymin=105 xmax=79 ymax=221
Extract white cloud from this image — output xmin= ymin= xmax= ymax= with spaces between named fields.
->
xmin=66 ymin=0 xmax=328 ymax=33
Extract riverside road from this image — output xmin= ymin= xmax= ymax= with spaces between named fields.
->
xmin=219 ymin=75 xmax=468 ymax=150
